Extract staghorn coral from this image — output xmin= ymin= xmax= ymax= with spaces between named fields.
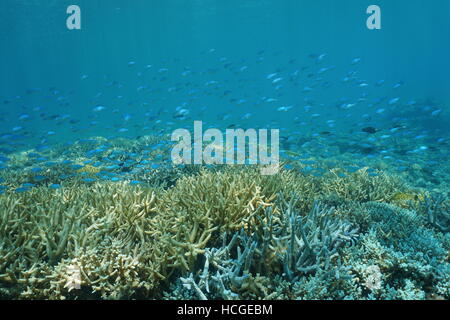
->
xmin=0 ymin=181 xmax=167 ymax=299
xmin=419 ymin=193 xmax=450 ymax=233
xmin=149 ymin=169 xmax=278 ymax=273
xmin=31 ymin=239 xmax=164 ymax=300
xmin=276 ymin=196 xmax=359 ymax=281
xmin=0 ymin=153 xmax=448 ymax=300
xmin=165 ymin=194 xmax=359 ymax=300
xmin=157 ymin=168 xmax=276 ymax=231
xmin=321 ymin=167 xmax=408 ymax=203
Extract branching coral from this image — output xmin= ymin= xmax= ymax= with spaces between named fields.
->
xmin=0 ymin=182 xmax=166 ymax=299
xmin=322 ymin=167 xmax=408 ymax=203
xmin=165 ymin=194 xmax=359 ymax=300
xmin=0 ymin=157 xmax=447 ymax=300
xmin=276 ymin=197 xmax=358 ymax=281
xmin=420 ymin=193 xmax=450 ymax=233
xmin=341 ymin=202 xmax=449 ymax=299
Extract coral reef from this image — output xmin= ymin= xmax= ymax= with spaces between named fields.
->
xmin=0 ymin=138 xmax=448 ymax=300
xmin=164 ymin=196 xmax=359 ymax=300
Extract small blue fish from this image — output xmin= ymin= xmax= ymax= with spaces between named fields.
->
xmin=15 ymin=187 xmax=30 ymax=193
xmin=431 ymin=109 xmax=442 ymax=116
xmin=388 ymin=98 xmax=400 ymax=105
xmin=22 ymin=183 xmax=35 ymax=188
xmin=92 ymin=106 xmax=106 ymax=112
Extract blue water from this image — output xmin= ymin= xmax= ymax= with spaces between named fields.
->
xmin=1 ymin=0 xmax=449 ymax=179
xmin=1 ymin=0 xmax=449 ymax=180
xmin=2 ymin=1 xmax=450 ymax=118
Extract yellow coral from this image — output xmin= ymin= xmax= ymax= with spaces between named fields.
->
xmin=76 ymin=165 xmax=101 ymax=174
xmin=391 ymin=192 xmax=425 ymax=208
xmin=392 ymin=192 xmax=425 ymax=202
